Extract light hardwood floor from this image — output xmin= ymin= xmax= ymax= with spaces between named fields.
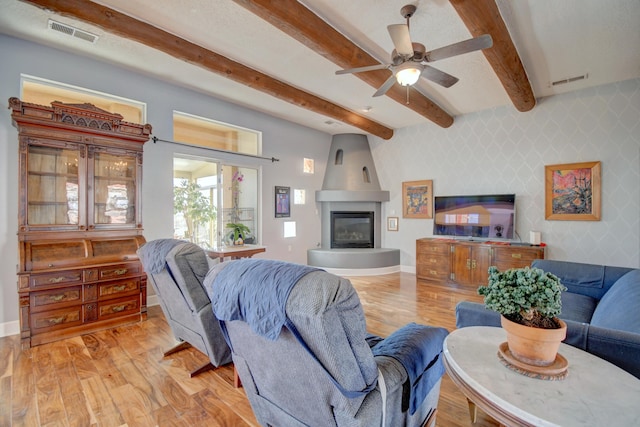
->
xmin=0 ymin=272 xmax=499 ymax=426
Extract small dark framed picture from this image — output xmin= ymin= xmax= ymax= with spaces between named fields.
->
xmin=275 ymin=186 xmax=291 ymax=218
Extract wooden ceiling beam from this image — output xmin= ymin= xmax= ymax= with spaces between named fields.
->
xmin=233 ymin=0 xmax=454 ymax=128
xmin=450 ymin=0 xmax=536 ymax=112
xmin=19 ymin=0 xmax=395 ymax=140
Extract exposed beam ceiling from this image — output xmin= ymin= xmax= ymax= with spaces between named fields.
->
xmin=20 ymin=0 xmax=395 ymax=139
xmin=450 ymin=0 xmax=535 ymax=112
xmin=233 ymin=0 xmax=455 ymax=128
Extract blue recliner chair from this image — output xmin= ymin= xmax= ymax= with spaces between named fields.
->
xmin=138 ymin=239 xmax=232 ymax=376
xmin=205 ymin=258 xmax=448 ymax=427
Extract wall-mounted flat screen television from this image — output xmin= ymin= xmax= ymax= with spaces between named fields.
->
xmin=433 ymin=194 xmax=516 ymax=240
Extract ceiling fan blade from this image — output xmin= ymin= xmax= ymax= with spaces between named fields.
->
xmin=335 ymin=63 xmax=391 ymax=75
xmin=424 ymin=34 xmax=493 ymax=62
xmin=387 ymin=24 xmax=414 ymax=56
xmin=421 ymin=65 xmax=459 ymax=88
xmin=373 ymin=75 xmax=398 ymax=97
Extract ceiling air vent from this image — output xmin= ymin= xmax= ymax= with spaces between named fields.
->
xmin=48 ymin=19 xmax=98 ymax=44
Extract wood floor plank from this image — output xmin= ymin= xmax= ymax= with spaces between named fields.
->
xmin=3 ymin=272 xmax=501 ymax=426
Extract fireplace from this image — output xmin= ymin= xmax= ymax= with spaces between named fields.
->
xmin=331 ymin=211 xmax=374 ymax=248
xmin=308 ymin=133 xmax=399 ymax=271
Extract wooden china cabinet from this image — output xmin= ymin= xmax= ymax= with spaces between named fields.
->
xmin=9 ymin=98 xmax=152 ymax=349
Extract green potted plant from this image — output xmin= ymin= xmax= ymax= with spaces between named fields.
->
xmin=226 ymin=222 xmax=252 ymax=246
xmin=478 ymin=266 xmax=568 ymax=368
xmin=173 ymin=179 xmax=217 ymax=243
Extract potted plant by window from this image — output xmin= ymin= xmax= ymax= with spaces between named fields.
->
xmin=478 ymin=266 xmax=568 ymax=370
xmin=226 ymin=222 xmax=252 ymax=246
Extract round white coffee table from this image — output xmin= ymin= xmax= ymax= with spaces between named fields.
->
xmin=443 ymin=326 xmax=640 ymax=427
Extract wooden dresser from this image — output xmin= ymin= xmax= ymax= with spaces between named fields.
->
xmin=416 ymin=238 xmax=545 ymax=287
xmin=9 ymin=98 xmax=151 ymax=348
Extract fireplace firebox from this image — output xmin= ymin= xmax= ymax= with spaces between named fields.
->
xmin=330 ymin=211 xmax=374 ymax=248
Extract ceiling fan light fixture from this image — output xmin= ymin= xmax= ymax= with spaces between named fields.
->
xmin=395 ymin=63 xmax=423 ymax=86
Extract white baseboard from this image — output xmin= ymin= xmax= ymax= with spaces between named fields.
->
xmin=0 ymin=320 xmax=20 ymax=338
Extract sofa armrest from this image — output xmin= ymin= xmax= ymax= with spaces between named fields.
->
xmin=455 ymin=301 xmax=501 ymax=329
xmin=587 ymin=326 xmax=640 ymax=379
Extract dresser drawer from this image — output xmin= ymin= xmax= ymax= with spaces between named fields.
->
xmin=31 ymin=306 xmax=82 ymax=332
xmin=97 ymin=262 xmax=142 ymax=281
xmin=30 ymin=286 xmax=82 ymax=312
xmin=416 ymin=265 xmax=450 ymax=282
xmin=493 ymin=247 xmax=544 ymax=270
xmin=417 ymin=241 xmax=451 ymax=256
xmin=98 ymin=279 xmax=140 ymax=299
xmin=30 ymin=270 xmax=83 ymax=289
xmin=98 ymin=295 xmax=140 ymax=320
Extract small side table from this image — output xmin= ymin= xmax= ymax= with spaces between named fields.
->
xmin=443 ymin=326 xmax=640 ymax=427
xmin=206 ymin=244 xmax=266 ymax=262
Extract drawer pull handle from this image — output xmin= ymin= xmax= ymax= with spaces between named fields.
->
xmin=466 ymin=259 xmax=471 ymax=269
xmin=48 ymin=277 xmax=66 ymax=283
xmin=511 ymin=253 xmax=522 ymax=259
xmin=112 ymin=304 xmax=126 ymax=313
xmin=113 ymin=285 xmax=127 ymax=292
xmin=471 ymin=260 xmax=477 ymax=269
xmin=114 ymin=269 xmax=128 ymax=275
xmin=48 ymin=263 xmax=54 ymax=268
xmin=430 ymin=270 xmax=438 ymax=276
xmin=50 ymin=294 xmax=66 ymax=302
xmin=123 ymin=256 xmax=129 ymax=260
xmin=48 ymin=316 xmax=64 ymax=325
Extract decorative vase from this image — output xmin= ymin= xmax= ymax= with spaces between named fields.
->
xmin=500 ymin=315 xmax=567 ymax=367
xmin=234 ymin=237 xmax=244 ymax=246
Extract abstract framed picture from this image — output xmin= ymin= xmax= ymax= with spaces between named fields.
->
xmin=545 ymin=161 xmax=601 ymax=221
xmin=275 ymin=186 xmax=291 ymax=218
xmin=402 ymin=180 xmax=433 ymax=219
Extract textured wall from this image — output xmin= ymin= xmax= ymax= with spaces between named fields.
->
xmin=371 ymin=79 xmax=640 ymax=269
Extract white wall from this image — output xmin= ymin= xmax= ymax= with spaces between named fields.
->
xmin=0 ymin=35 xmax=329 ymax=330
xmin=372 ymin=78 xmax=640 ymax=270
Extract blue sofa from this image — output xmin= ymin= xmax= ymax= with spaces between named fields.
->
xmin=456 ymin=259 xmax=640 ymax=379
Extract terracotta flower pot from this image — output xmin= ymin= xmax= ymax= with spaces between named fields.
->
xmin=501 ymin=315 xmax=567 ymax=367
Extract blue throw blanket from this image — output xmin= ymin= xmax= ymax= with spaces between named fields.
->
xmin=137 ymin=239 xmax=185 ymax=273
xmin=209 ymin=258 xmax=319 ymax=340
xmin=372 ymin=323 xmax=448 ymax=415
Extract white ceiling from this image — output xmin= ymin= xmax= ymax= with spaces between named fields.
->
xmin=1 ymin=0 xmax=639 ymax=136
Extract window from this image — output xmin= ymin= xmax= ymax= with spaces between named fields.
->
xmin=21 ymin=74 xmax=145 ymax=123
xmin=172 ymin=113 xmax=261 ymax=248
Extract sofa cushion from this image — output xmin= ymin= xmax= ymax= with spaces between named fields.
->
xmin=560 ymin=291 xmax=597 ymax=324
xmin=590 ymin=269 xmax=640 ymax=334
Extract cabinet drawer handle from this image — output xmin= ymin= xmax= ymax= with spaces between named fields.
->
xmin=50 ymin=294 xmax=66 ymax=302
xmin=472 ymin=260 xmax=477 ymax=269
xmin=123 ymin=256 xmax=129 ymax=260
xmin=48 ymin=277 xmax=66 ymax=283
xmin=112 ymin=285 xmax=127 ymax=292
xmin=114 ymin=269 xmax=128 ymax=275
xmin=112 ymin=304 xmax=126 ymax=313
xmin=466 ymin=259 xmax=471 ymax=269
xmin=429 ymin=270 xmax=438 ymax=276
xmin=429 ymin=258 xmax=437 ymax=263
xmin=511 ymin=253 xmax=522 ymax=259
xmin=48 ymin=316 xmax=65 ymax=325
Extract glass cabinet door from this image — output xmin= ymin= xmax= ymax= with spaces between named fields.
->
xmin=91 ymin=150 xmax=138 ymax=228
xmin=26 ymin=144 xmax=82 ymax=228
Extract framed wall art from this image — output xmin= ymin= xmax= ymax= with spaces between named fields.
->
xmin=387 ymin=217 xmax=399 ymax=231
xmin=402 ymin=180 xmax=433 ymax=219
xmin=275 ymin=186 xmax=291 ymax=218
xmin=545 ymin=161 xmax=601 ymax=221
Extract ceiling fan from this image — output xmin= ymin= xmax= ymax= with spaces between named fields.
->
xmin=336 ymin=4 xmax=493 ymax=97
